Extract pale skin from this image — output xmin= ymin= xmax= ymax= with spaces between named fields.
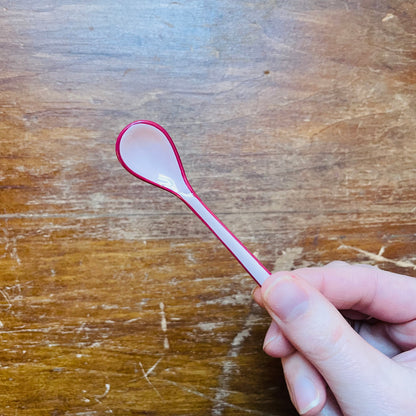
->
xmin=252 ymin=262 xmax=416 ymax=415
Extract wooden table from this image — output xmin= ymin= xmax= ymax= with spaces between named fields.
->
xmin=1 ymin=1 xmax=415 ymax=414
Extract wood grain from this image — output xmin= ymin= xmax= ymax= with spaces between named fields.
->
xmin=0 ymin=1 xmax=415 ymax=414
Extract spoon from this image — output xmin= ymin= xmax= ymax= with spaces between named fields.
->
xmin=115 ymin=120 xmax=270 ymax=286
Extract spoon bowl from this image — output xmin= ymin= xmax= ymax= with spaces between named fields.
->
xmin=116 ymin=121 xmax=191 ymax=197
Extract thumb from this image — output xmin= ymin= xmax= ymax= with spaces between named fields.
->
xmin=261 ymin=274 xmax=401 ymax=412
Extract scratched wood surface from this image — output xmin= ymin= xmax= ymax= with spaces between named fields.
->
xmin=0 ymin=1 xmax=415 ymax=415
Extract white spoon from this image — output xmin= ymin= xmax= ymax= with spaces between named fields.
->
xmin=115 ymin=120 xmax=270 ymax=286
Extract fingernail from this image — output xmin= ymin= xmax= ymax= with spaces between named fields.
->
xmin=263 ymin=322 xmax=280 ymax=352
xmin=290 ymin=376 xmax=321 ymax=414
xmin=263 ymin=333 xmax=279 ymax=352
xmin=263 ymin=275 xmax=309 ymax=322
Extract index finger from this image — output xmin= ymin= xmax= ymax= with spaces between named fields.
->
xmin=282 ymin=263 xmax=416 ymax=323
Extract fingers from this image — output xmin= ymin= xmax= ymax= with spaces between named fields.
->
xmin=254 ymin=285 xmax=296 ymax=357
xmin=282 ymin=351 xmax=344 ymax=415
xmin=356 ymin=321 xmax=401 ymax=357
xmin=255 ymin=264 xmax=416 ymax=355
xmin=256 ymin=265 xmax=416 ymax=414
xmin=393 ymin=347 xmax=416 ymax=370
xmin=387 ymin=319 xmax=416 ymax=350
xmin=252 ymin=285 xmax=263 ymax=307
xmin=263 ymin=320 xmax=295 ymax=357
xmin=282 ymin=351 xmax=327 ymax=415
xmin=284 ymin=263 xmax=416 ymax=323
xmin=260 ymin=273 xmax=400 ymax=407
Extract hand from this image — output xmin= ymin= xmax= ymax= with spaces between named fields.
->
xmin=253 ymin=262 xmax=416 ymax=415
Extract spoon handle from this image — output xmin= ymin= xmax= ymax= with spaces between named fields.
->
xmin=181 ymin=192 xmax=270 ymax=286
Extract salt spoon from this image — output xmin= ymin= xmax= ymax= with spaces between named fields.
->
xmin=115 ymin=120 xmax=271 ymax=286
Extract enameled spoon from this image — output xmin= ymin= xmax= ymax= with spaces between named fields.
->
xmin=115 ymin=120 xmax=270 ymax=286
